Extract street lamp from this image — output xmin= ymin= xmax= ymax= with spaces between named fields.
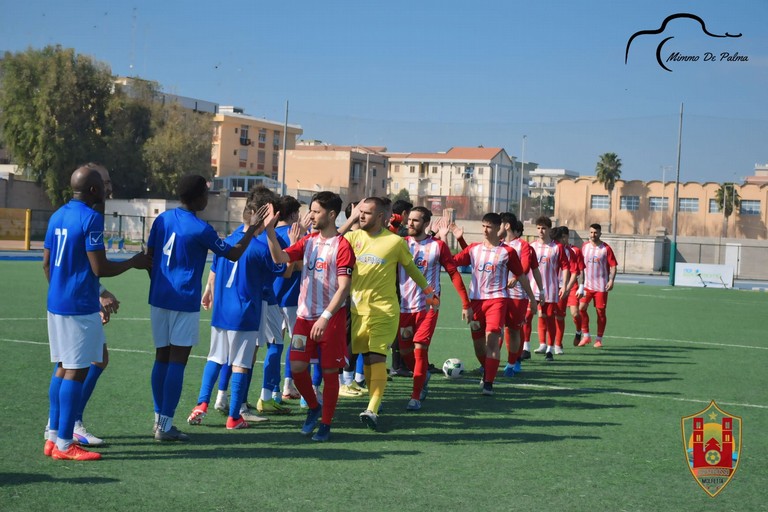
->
xmin=518 ymin=135 xmax=526 ymax=219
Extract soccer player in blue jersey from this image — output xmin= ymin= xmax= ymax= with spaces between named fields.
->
xmin=146 ymin=174 xmax=263 ymax=441
xmin=273 ymin=196 xmax=305 ymax=400
xmin=187 ymin=201 xmax=285 ymax=429
xmin=43 ymin=165 xmax=150 ymax=461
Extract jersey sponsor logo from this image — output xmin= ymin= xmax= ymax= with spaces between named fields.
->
xmin=357 ymin=253 xmax=385 ymax=265
xmin=538 ymin=254 xmax=549 ymax=264
xmin=587 ymin=256 xmax=602 ymax=264
xmin=216 ymin=238 xmax=228 ymax=251
xmin=681 ymin=401 xmax=742 ymax=498
xmin=89 ymin=231 xmax=103 ymax=245
xmin=307 ymin=257 xmax=326 ymax=272
xmin=414 ymin=255 xmax=429 ymax=269
xmin=477 ymin=262 xmax=496 ymax=273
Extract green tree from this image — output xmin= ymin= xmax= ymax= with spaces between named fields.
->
xmin=715 ymin=182 xmax=741 ymax=237
xmin=101 ymin=79 xmax=156 ymax=198
xmin=0 ymin=46 xmax=113 ymax=205
xmin=142 ymin=102 xmax=213 ymax=198
xmin=595 ymin=152 xmax=622 ymax=232
xmin=391 ymin=188 xmax=411 ymax=204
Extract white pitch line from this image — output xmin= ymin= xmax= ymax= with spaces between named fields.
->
xmin=4 ymin=336 xmax=766 ymax=411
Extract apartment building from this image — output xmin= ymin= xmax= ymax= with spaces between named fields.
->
xmin=280 ymin=143 xmax=388 ymax=203
xmin=385 ymin=147 xmax=524 ymax=219
xmin=556 ymin=177 xmax=768 ymax=239
xmin=211 ymin=106 xmax=303 ymax=180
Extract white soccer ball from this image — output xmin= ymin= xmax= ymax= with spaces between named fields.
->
xmin=442 ymin=358 xmax=464 ymax=379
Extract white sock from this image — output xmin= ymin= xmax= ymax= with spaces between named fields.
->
xmin=583 ymin=332 xmax=591 ymax=338
xmin=55 ymin=438 xmax=73 ymax=451
xmin=260 ymin=388 xmax=272 ymax=402
xmin=523 ymin=342 xmax=530 ymax=351
xmin=355 ymin=372 xmax=365 ymax=384
xmin=158 ymin=414 xmax=173 ymax=432
xmin=546 ymin=345 xmax=552 ymax=353
xmin=343 ymin=371 xmax=354 ymax=385
xmin=48 ymin=429 xmax=58 ymax=442
xmin=216 ymin=390 xmax=227 ymax=402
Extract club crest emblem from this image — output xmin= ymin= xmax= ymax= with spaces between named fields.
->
xmin=681 ymin=401 xmax=741 ymax=497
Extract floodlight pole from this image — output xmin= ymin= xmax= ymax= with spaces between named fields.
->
xmin=669 ymin=103 xmax=684 ymax=286
xmin=518 ymin=135 xmax=526 ymax=219
xmin=280 ymin=100 xmax=289 ymax=196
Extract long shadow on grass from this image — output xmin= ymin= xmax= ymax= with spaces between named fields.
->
xmin=0 ymin=473 xmax=119 ymax=486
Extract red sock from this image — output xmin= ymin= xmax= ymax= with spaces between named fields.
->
xmin=596 ymin=309 xmax=607 ymax=337
xmin=572 ymin=313 xmax=581 ymax=332
xmin=320 ymin=372 xmax=339 ymax=425
xmin=580 ymin=309 xmax=590 ymax=333
xmin=513 ymin=330 xmax=525 ymax=360
xmin=412 ymin=347 xmax=428 ymax=400
xmin=555 ymin=316 xmax=565 ymax=346
xmin=400 ymin=348 xmax=415 ymax=372
xmin=503 ymin=328 xmax=514 ymax=363
xmin=545 ymin=315 xmax=557 ymax=346
xmin=537 ymin=317 xmax=547 ymax=345
xmin=292 ymin=369 xmax=318 ymax=409
xmin=484 ymin=357 xmax=500 ymax=384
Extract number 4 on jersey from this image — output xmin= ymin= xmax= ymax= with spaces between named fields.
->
xmin=163 ymin=232 xmax=176 ymax=266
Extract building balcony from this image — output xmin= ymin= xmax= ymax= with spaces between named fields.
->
xmin=239 ymin=138 xmax=251 ymax=146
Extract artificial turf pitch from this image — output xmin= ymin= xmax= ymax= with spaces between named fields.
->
xmin=0 ymin=260 xmax=765 ymax=511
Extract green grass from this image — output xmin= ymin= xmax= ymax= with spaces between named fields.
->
xmin=0 ymin=260 xmax=766 ymax=511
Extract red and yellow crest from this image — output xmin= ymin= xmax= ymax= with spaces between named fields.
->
xmin=681 ymin=401 xmax=742 ymax=497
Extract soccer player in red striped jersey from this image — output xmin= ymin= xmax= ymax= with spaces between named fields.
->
xmin=453 ymin=212 xmax=536 ymax=395
xmin=264 ymin=192 xmax=355 ymax=442
xmin=552 ymin=227 xmax=585 ymax=347
xmin=499 ymin=213 xmax=543 ymax=376
xmin=529 ymin=216 xmax=570 ymax=362
xmin=398 ymin=207 xmax=471 ymax=411
xmin=577 ymin=223 xmax=617 ymax=349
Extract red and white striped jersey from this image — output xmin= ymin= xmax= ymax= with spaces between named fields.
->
xmin=284 ymin=232 xmax=355 ymax=320
xmin=530 ymin=239 xmax=568 ymax=303
xmin=504 ymin=238 xmax=539 ymax=300
xmin=453 ymin=242 xmax=524 ymax=300
xmin=399 ymin=236 xmax=470 ymax=313
xmin=581 ymin=241 xmax=617 ymax=292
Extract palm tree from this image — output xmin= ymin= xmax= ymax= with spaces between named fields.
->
xmin=595 ymin=152 xmax=622 ymax=232
xmin=715 ymin=182 xmax=741 ymax=237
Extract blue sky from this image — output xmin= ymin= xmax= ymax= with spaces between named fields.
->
xmin=2 ymin=0 xmax=766 ymax=183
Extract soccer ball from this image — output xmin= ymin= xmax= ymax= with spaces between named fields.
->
xmin=442 ymin=358 xmax=464 ymax=379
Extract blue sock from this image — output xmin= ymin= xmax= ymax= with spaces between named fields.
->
xmin=218 ymin=364 xmax=232 ymax=392
xmin=263 ymin=343 xmax=283 ymax=393
xmin=160 ymin=362 xmax=186 ymax=419
xmin=312 ymin=362 xmax=322 ymax=387
xmin=284 ymin=345 xmax=293 ymax=379
xmin=76 ymin=364 xmax=104 ymax=422
xmin=229 ymin=372 xmax=248 ymax=419
xmin=242 ymin=368 xmax=253 ymax=405
xmin=151 ymin=361 xmax=169 ymax=414
xmin=355 ymin=353 xmax=364 ymax=374
xmin=48 ymin=373 xmax=64 ymax=432
xmin=58 ymin=379 xmax=84 ymax=442
xmin=197 ymin=361 xmax=222 ymax=405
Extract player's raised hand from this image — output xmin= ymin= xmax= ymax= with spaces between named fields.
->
xmin=260 ymin=204 xmax=278 ymax=229
xmin=450 ymin=222 xmax=464 ymax=239
xmin=289 ymin=221 xmax=302 ymax=245
xmin=298 ymin=210 xmax=312 ymax=233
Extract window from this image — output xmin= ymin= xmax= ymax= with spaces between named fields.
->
xmin=649 ymin=197 xmax=668 ymax=211
xmin=408 ymin=182 xmax=415 ymax=191
xmin=352 ymin=163 xmax=362 ymax=180
xmin=590 ymin=195 xmax=609 ymax=210
xmin=240 ymin=125 xmax=250 ymax=145
xmin=238 ymin=149 xmax=248 ymax=161
xmin=478 ymin=167 xmax=484 ymax=175
xmin=372 ymin=168 xmax=377 ymax=177
xmin=395 ymin=164 xmax=401 ymax=173
xmin=740 ymin=200 xmax=761 ymax=215
xmin=257 ymin=150 xmax=265 ymax=164
xmin=431 ymin=166 xmax=438 ymax=174
xmin=430 ymin=183 xmax=437 ymax=191
xmin=409 ymin=166 xmax=416 ymax=174
xmin=619 ymin=196 xmax=639 ymax=211
xmin=258 ymin=128 xmax=267 ymax=143
xmin=272 ymin=152 xmax=279 ymax=166
xmin=477 ymin=184 xmax=483 ymax=193
xmin=273 ymin=132 xmax=281 ymax=146
xmin=393 ymin=182 xmax=399 ymax=190
xmin=708 ymin=199 xmax=720 ymax=214
xmin=679 ymin=198 xmax=699 ymax=213
xmin=381 ymin=179 xmax=386 ymax=188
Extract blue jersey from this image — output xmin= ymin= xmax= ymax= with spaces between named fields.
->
xmin=272 ymin=225 xmax=301 ymax=307
xmin=257 ymin=231 xmax=280 ymax=305
xmin=148 ymin=208 xmax=232 ymax=312
xmin=44 ymin=199 xmax=105 ymax=315
xmin=211 ymin=227 xmax=285 ymax=331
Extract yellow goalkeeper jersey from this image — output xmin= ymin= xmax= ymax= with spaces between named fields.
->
xmin=344 ymin=228 xmax=428 ymax=316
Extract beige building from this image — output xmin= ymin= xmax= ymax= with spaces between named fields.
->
xmin=556 ymin=177 xmax=768 ymax=239
xmin=385 ymin=147 xmax=521 ymax=219
xmin=211 ymin=106 xmax=303 ymax=180
xmin=280 ymin=143 xmax=388 ymax=203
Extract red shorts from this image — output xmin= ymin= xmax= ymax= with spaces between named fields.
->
xmin=506 ymin=298 xmax=529 ymax=331
xmin=567 ymin=286 xmax=580 ymax=307
xmin=580 ymin=289 xmax=608 ymax=309
xmin=469 ymin=298 xmax=507 ymax=341
xmin=538 ymin=302 xmax=558 ymax=318
xmin=289 ymin=308 xmax=347 ymax=369
xmin=399 ymin=310 xmax=439 ymax=346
